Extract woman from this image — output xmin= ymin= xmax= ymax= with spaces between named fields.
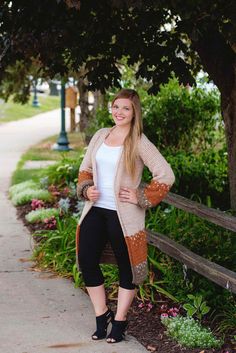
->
xmin=76 ymin=88 xmax=175 ymax=343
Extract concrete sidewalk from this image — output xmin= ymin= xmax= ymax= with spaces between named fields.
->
xmin=0 ymin=111 xmax=147 ymax=353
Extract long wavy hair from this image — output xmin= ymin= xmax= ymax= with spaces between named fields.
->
xmin=111 ymin=88 xmax=143 ymax=179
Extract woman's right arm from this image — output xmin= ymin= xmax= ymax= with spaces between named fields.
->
xmin=77 ymin=130 xmax=101 ymax=201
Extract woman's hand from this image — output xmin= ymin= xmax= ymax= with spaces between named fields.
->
xmin=119 ymin=187 xmax=138 ymax=205
xmin=87 ymin=186 xmax=100 ymax=201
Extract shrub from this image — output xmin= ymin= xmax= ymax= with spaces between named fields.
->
xmin=32 ymin=216 xmax=77 ymax=275
xmin=9 ymin=179 xmax=39 ymax=198
xmin=146 ymin=206 xmax=235 ymax=271
xmin=43 ymin=156 xmax=82 ymax=188
xmin=25 ymin=208 xmax=60 ymax=223
xmin=145 ymin=206 xmax=235 ymax=307
xmin=58 ymin=197 xmax=70 ymax=214
xmin=11 ymin=189 xmax=52 ymax=206
xmin=161 ymin=315 xmax=222 ymax=348
xmin=166 ymin=147 xmax=229 ymax=210
xmin=141 ymin=76 xmax=221 ymax=151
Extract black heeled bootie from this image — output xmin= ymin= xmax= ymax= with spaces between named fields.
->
xmin=92 ymin=309 xmax=114 ymax=340
xmin=106 ymin=319 xmax=128 ymax=343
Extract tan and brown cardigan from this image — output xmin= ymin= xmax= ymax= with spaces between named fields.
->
xmin=76 ymin=127 xmax=175 ymax=285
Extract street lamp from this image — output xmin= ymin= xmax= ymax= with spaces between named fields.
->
xmin=52 ymin=81 xmax=71 ymax=151
xmin=32 ymin=79 xmax=40 ymax=107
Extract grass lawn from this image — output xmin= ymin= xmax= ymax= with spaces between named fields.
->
xmin=0 ymin=94 xmax=60 ymax=123
xmin=11 ymin=132 xmax=85 ymax=185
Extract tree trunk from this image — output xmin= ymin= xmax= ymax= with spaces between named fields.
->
xmin=192 ymin=28 xmax=236 ymax=211
xmin=93 ymin=90 xmax=105 ymax=112
xmin=221 ymin=85 xmax=236 ymax=212
xmin=77 ymin=78 xmax=89 ymax=133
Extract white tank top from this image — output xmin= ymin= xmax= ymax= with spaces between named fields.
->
xmin=93 ymin=142 xmax=123 ymax=210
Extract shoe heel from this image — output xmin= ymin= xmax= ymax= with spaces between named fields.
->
xmin=92 ymin=309 xmax=114 ymax=340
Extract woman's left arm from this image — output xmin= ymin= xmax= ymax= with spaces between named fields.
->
xmin=136 ymin=134 xmax=175 ymax=209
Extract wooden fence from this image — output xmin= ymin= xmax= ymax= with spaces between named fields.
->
xmin=102 ymin=192 xmax=236 ymax=294
xmin=148 ymin=192 xmax=236 ymax=294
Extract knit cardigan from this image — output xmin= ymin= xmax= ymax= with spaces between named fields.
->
xmin=76 ymin=127 xmax=175 ymax=285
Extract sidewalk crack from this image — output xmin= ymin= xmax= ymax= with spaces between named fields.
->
xmin=0 ymin=270 xmax=26 ymax=273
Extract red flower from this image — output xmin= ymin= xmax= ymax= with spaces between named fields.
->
xmin=31 ymin=199 xmax=45 ymax=210
xmin=43 ymin=216 xmax=57 ymax=229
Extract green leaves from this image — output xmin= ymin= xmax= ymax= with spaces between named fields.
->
xmin=183 ymin=303 xmax=196 ymax=317
xmin=161 ymin=316 xmax=222 ymax=349
xmin=25 ymin=208 xmax=60 ymax=223
xmin=183 ymin=294 xmax=210 ymax=321
xmin=9 ymin=180 xmax=52 ymax=206
xmin=141 ymin=76 xmax=220 ymax=151
xmin=32 ymin=216 xmax=77 ymax=275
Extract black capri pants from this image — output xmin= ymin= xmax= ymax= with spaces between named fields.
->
xmin=78 ymin=206 xmax=135 ymax=290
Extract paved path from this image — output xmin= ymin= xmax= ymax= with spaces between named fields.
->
xmin=0 ymin=111 xmax=147 ymax=353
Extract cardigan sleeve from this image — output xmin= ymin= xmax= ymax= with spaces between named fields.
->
xmin=136 ymin=134 xmax=175 ymax=209
xmin=77 ymin=129 xmax=101 ymax=200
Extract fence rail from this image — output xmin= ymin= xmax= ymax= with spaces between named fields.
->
xmin=147 ymin=230 xmax=236 ymax=294
xmin=164 ymin=192 xmax=236 ymax=232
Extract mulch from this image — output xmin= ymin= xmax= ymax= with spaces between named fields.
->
xmin=127 ymin=300 xmax=233 ymax=353
xmin=16 ymin=201 xmax=235 ymax=353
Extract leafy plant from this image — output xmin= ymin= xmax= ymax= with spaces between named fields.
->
xmin=58 ymin=197 xmax=70 ymax=214
xmin=43 ymin=155 xmax=82 ymax=188
xmin=212 ymin=302 xmax=236 ymax=337
xmin=11 ymin=188 xmax=52 ymax=206
xmin=146 ymin=206 xmax=235 ymax=272
xmin=183 ymin=294 xmax=210 ymax=321
xmin=138 ymin=268 xmax=178 ymax=303
xmin=43 ymin=216 xmax=57 ymax=230
xmin=39 ymin=176 xmax=50 ymax=189
xmin=166 ymin=147 xmax=229 ymax=210
xmin=141 ymin=76 xmax=221 ymax=152
xmin=31 ymin=199 xmax=45 ymax=210
xmin=9 ymin=179 xmax=39 ymax=197
xmin=72 ymin=263 xmax=84 ymax=288
xmin=32 ymin=216 xmax=77 ymax=275
xmin=25 ymin=208 xmax=60 ymax=223
xmin=145 ymin=206 xmax=235 ymax=309
xmin=161 ymin=315 xmax=222 ymax=349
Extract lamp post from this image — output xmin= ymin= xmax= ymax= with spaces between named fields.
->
xmin=32 ymin=79 xmax=40 ymax=107
xmin=52 ymin=81 xmax=71 ymax=151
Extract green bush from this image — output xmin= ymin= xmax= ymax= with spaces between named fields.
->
xmin=85 ymin=107 xmax=113 ymax=138
xmin=142 ymin=146 xmax=229 ymax=210
xmin=145 ymin=206 xmax=235 ymax=307
xmin=141 ymin=77 xmax=221 ymax=151
xmin=9 ymin=180 xmax=39 ymax=198
xmin=167 ymin=148 xmax=229 ymax=210
xmin=161 ymin=316 xmax=222 ymax=348
xmin=25 ymin=208 xmax=60 ymax=223
xmin=11 ymin=188 xmax=52 ymax=206
xmin=43 ymin=156 xmax=82 ymax=188
xmin=32 ymin=216 xmax=77 ymax=275
xmin=147 ymin=206 xmax=235 ymax=271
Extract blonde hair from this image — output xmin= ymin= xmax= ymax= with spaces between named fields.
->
xmin=111 ymin=89 xmax=143 ymax=179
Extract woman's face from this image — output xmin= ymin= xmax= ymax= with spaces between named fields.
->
xmin=111 ymin=98 xmax=134 ymax=127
